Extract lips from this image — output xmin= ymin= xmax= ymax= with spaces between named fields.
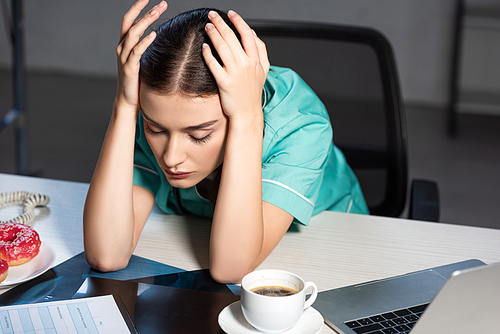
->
xmin=164 ymin=169 xmax=193 ymax=179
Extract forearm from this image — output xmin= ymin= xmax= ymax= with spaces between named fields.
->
xmin=210 ymin=112 xmax=264 ymax=282
xmin=201 ymin=8 xmax=274 ymax=282
xmin=83 ymin=103 xmax=138 ymax=271
xmin=83 ymin=0 xmax=166 ymax=271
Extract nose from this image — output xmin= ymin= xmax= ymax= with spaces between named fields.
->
xmin=163 ymin=135 xmax=187 ymax=169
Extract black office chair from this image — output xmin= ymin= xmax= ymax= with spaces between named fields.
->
xmin=249 ymin=20 xmax=439 ymax=221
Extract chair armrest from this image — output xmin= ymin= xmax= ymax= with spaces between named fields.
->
xmin=409 ymin=179 xmax=440 ymax=222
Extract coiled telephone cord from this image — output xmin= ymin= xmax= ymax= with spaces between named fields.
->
xmin=0 ymin=191 xmax=50 ymax=226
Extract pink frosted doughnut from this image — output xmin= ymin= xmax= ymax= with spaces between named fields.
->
xmin=0 ymin=222 xmax=41 ymax=266
xmin=0 ymin=259 xmax=8 ymax=283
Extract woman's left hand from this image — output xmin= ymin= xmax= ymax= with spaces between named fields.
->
xmin=202 ymin=10 xmax=270 ymax=121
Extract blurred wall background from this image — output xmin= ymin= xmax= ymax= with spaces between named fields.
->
xmin=0 ymin=0 xmax=492 ymax=107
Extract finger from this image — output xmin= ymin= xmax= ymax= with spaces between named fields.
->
xmin=120 ymin=1 xmax=167 ymax=46
xmin=207 ymin=11 xmax=246 ymax=61
xmin=253 ymin=31 xmax=270 ymax=74
xmin=202 ymin=43 xmax=227 ymax=85
xmin=120 ymin=0 xmax=150 ymax=45
xmin=132 ymin=30 xmax=157 ymax=62
xmin=120 ymin=9 xmax=159 ymax=65
xmin=120 ymin=2 xmax=167 ymax=63
xmin=226 ymin=10 xmax=259 ymax=61
xmin=205 ymin=21 xmax=236 ymax=68
xmin=132 ymin=0 xmax=164 ymax=26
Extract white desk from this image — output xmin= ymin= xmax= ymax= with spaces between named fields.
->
xmin=2 ymin=173 xmax=500 ymax=333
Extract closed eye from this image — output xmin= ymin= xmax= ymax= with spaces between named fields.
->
xmin=143 ymin=112 xmax=218 ymax=144
xmin=144 ymin=121 xmax=164 ymax=135
xmin=190 ymin=133 xmax=213 ymax=144
xmin=146 ymin=120 xmax=213 ymax=144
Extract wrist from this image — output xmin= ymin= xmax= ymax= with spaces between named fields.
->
xmin=227 ymin=107 xmax=264 ymax=132
xmin=224 ymin=107 xmax=264 ymax=162
xmin=112 ymin=99 xmax=140 ymax=123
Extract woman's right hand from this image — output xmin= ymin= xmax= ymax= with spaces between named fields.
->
xmin=115 ymin=0 xmax=167 ymax=113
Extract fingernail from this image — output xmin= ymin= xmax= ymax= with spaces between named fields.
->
xmin=158 ymin=1 xmax=166 ymax=8
xmin=228 ymin=10 xmax=236 ymax=17
xmin=202 ymin=43 xmax=209 ymax=50
xmin=208 ymin=11 xmax=218 ymax=19
xmin=205 ymin=23 xmax=214 ymax=30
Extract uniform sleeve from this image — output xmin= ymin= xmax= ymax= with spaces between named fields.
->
xmin=261 ymin=113 xmax=333 ymax=226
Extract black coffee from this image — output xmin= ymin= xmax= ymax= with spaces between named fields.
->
xmin=250 ymin=286 xmax=298 ymax=297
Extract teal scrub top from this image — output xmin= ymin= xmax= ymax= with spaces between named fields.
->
xmin=133 ymin=66 xmax=369 ymax=225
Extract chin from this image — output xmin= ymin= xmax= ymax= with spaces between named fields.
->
xmin=167 ymin=180 xmax=192 ymax=189
xmin=166 ymin=177 xmax=199 ymax=189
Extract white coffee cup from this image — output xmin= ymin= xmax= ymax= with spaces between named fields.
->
xmin=241 ymin=269 xmax=318 ymax=333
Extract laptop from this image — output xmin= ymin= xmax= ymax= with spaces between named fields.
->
xmin=314 ymin=259 xmax=500 ymax=333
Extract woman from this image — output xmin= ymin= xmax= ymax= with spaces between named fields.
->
xmin=83 ymin=0 xmax=368 ymax=283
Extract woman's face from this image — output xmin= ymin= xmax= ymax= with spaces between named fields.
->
xmin=140 ymin=84 xmax=228 ymax=189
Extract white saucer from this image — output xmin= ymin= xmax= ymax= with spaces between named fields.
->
xmin=218 ymin=301 xmax=324 ymax=334
xmin=0 ymin=243 xmax=56 ymax=287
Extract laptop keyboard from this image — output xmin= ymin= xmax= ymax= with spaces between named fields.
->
xmin=344 ymin=303 xmax=429 ymax=334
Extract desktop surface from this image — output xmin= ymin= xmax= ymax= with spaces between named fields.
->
xmin=1 ymin=173 xmax=500 ymax=334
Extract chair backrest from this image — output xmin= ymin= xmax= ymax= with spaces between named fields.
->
xmin=249 ymin=20 xmax=408 ymax=217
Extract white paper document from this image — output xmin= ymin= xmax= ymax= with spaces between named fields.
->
xmin=0 ymin=295 xmax=132 ymax=334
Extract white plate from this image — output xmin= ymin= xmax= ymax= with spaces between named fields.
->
xmin=0 ymin=243 xmax=56 ymax=287
xmin=219 ymin=301 xmax=324 ymax=334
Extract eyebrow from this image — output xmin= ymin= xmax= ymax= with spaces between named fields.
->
xmin=142 ymin=111 xmax=220 ymax=131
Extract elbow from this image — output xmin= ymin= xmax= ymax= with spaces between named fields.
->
xmin=83 ymin=226 xmax=133 ymax=272
xmin=85 ymin=252 xmax=130 ymax=273
xmin=210 ymin=267 xmax=248 ymax=284
xmin=209 ymin=248 xmax=263 ymax=284
xmin=209 ymin=262 xmax=254 ymax=284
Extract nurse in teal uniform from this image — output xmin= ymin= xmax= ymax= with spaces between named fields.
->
xmin=83 ymin=0 xmax=368 ymax=284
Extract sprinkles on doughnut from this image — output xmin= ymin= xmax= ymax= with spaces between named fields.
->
xmin=0 ymin=222 xmax=41 ymax=266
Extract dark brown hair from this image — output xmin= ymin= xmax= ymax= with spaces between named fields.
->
xmin=140 ymin=8 xmax=238 ymax=97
